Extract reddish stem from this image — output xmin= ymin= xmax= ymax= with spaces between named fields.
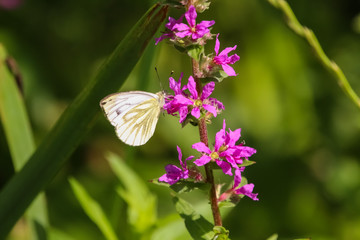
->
xmin=192 ymin=59 xmax=223 ymax=226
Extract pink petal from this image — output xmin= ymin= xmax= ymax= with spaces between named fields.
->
xmin=233 ymin=168 xmax=242 ymax=188
xmin=174 ymin=94 xmax=193 ymax=105
xmin=187 ymin=76 xmax=198 ymax=99
xmin=194 ymin=155 xmax=211 ymax=166
xmin=214 ymin=34 xmax=220 ymax=55
xmin=179 ymin=106 xmax=188 ymax=123
xmin=228 ymin=54 xmax=240 ymax=64
xmin=203 ymin=104 xmax=217 ymax=117
xmin=216 ymin=160 xmax=232 ymax=176
xmin=235 ymin=183 xmax=259 ymax=201
xmin=186 ymin=5 xmax=197 ymax=27
xmin=219 ymin=45 xmax=237 ymax=56
xmin=175 ymin=30 xmax=192 ymax=38
xmin=234 ymin=146 xmax=257 ymax=158
xmin=177 ymin=145 xmax=183 ymax=164
xmin=191 ymin=107 xmax=200 ymax=119
xmin=173 ymin=23 xmax=190 ymax=32
xmin=222 ymin=64 xmax=237 ymax=76
xmin=222 ymin=119 xmax=226 ymax=131
xmin=169 ymin=77 xmax=177 ymax=91
xmin=192 ymin=142 xmax=212 ymax=154
xmin=214 ymin=129 xmax=226 ymax=151
xmin=198 ymin=20 xmax=215 ymax=28
xmin=227 ymin=128 xmax=241 ymax=146
xmin=202 ymin=81 xmax=214 ymax=99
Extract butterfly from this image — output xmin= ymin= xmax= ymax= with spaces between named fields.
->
xmin=100 ymin=91 xmax=165 ymax=146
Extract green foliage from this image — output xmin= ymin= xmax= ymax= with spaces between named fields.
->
xmin=0 ymin=4 xmax=168 ymax=238
xmin=0 ymin=44 xmax=48 ymax=240
xmin=107 ymin=153 xmax=157 ymax=234
xmin=267 ymin=0 xmax=360 ymax=109
xmin=69 ymin=178 xmax=118 ymax=240
xmin=266 ymin=234 xmax=278 ymax=240
xmin=69 ymin=153 xmax=195 ymax=240
xmin=173 ymin=196 xmax=215 ymax=240
xmin=170 ymin=181 xmax=210 ymax=194
xmin=187 ymin=45 xmax=204 ymax=62
xmin=213 ymin=226 xmax=230 ymax=240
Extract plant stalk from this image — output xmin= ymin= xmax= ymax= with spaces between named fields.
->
xmin=192 ymin=59 xmax=222 ymax=226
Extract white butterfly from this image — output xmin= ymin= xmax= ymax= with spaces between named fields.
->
xmin=100 ymin=91 xmax=165 ymax=146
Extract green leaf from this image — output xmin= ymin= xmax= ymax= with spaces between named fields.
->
xmin=173 ymin=196 xmax=215 ymax=240
xmin=266 ymin=233 xmax=278 ymax=240
xmin=107 ymin=153 xmax=157 ymax=233
xmin=150 ymin=213 xmax=191 ymax=240
xmin=151 ymin=179 xmax=210 ymax=194
xmin=170 ymin=181 xmax=210 ymax=194
xmin=69 ymin=178 xmax=118 ymax=240
xmin=187 ymin=45 xmax=204 ymax=62
xmin=213 ymin=226 xmax=230 ymax=240
xmin=0 ymin=44 xmax=48 ymax=240
xmin=218 ymin=201 xmax=236 ymax=209
xmin=0 ymin=4 xmax=168 ymax=238
xmin=0 ymin=47 xmax=35 ymax=170
xmin=201 ymin=70 xmax=228 ymax=83
xmin=48 ymin=228 xmax=78 ymax=240
xmin=238 ymin=159 xmax=256 ymax=167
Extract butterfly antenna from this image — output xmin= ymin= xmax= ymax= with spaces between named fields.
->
xmin=155 ymin=67 xmax=164 ymax=91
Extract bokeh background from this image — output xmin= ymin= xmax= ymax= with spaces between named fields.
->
xmin=1 ymin=0 xmax=360 ymax=239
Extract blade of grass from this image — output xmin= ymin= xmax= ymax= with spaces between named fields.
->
xmin=268 ymin=0 xmax=360 ymax=109
xmin=69 ymin=178 xmax=118 ymax=240
xmin=0 ymin=3 xmax=168 ymax=238
xmin=106 ymin=153 xmax=157 ymax=233
xmin=0 ymin=45 xmax=48 ymax=239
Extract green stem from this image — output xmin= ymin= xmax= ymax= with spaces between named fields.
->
xmin=268 ymin=0 xmax=360 ymax=109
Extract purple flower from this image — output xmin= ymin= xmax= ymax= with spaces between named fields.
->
xmin=163 ymin=75 xmax=224 ymax=123
xmin=155 ymin=16 xmax=184 ymax=45
xmin=192 ymin=119 xmax=256 ymax=177
xmin=0 ymin=0 xmax=22 ymax=9
xmin=213 ymin=34 xmax=240 ymax=76
xmin=159 ymin=146 xmax=194 ymax=185
xmin=217 ymin=154 xmax=258 ymax=201
xmin=173 ymin=5 xmax=215 ymax=40
xmin=169 ymin=72 xmax=186 ymax=95
xmin=218 ymin=182 xmax=259 ymax=202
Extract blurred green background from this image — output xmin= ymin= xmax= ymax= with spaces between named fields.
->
xmin=1 ymin=0 xmax=360 ymax=239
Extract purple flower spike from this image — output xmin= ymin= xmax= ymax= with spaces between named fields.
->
xmin=173 ymin=5 xmax=215 ymax=40
xmin=213 ymin=34 xmax=240 ymax=76
xmin=159 ymin=146 xmax=194 ymax=185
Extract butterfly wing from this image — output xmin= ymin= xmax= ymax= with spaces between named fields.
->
xmin=100 ymin=91 xmax=164 ymax=146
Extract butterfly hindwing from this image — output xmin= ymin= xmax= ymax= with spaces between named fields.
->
xmin=100 ymin=91 xmax=164 ymax=146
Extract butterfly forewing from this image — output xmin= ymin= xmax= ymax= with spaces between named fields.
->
xmin=100 ymin=91 xmax=164 ymax=146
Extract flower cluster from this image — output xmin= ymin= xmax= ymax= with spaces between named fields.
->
xmin=163 ymin=74 xmax=224 ymax=123
xmin=155 ymin=4 xmax=258 ymax=203
xmin=156 ymin=5 xmax=214 ymax=46
xmin=156 ymin=5 xmax=240 ymax=79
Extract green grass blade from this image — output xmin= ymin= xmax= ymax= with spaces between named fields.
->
xmin=106 ymin=153 xmax=157 ymax=233
xmin=69 ymin=178 xmax=118 ymax=240
xmin=0 ymin=46 xmax=35 ymax=169
xmin=0 ymin=3 xmax=168 ymax=238
xmin=0 ymin=44 xmax=48 ymax=239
